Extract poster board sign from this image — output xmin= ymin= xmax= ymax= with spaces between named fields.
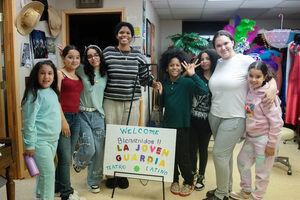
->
xmin=103 ymin=124 xmax=176 ymax=182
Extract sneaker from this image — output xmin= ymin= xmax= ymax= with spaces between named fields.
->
xmin=67 ymin=192 xmax=86 ymax=200
xmin=202 ymin=195 xmax=229 ymax=200
xmin=230 ymin=190 xmax=251 ymax=200
xmin=170 ymin=182 xmax=180 ymax=195
xmin=72 ymin=151 xmax=81 ymax=173
xmin=192 ymin=170 xmax=198 ymax=180
xmin=90 ymin=185 xmax=100 ymax=193
xmin=179 ymin=184 xmax=194 ymax=197
xmin=117 ymin=177 xmax=129 ymax=189
xmin=195 ymin=175 xmax=205 ymax=191
xmin=106 ymin=178 xmax=118 ymax=188
xmin=206 ymin=189 xmax=216 ymax=198
xmin=54 ymin=192 xmax=60 ymax=197
xmin=206 ymin=189 xmax=231 ymax=198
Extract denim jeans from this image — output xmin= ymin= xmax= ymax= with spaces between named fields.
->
xmin=55 ymin=113 xmax=80 ymax=198
xmin=73 ymin=110 xmax=105 ymax=186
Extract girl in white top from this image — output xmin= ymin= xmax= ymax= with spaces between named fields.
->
xmin=203 ymin=30 xmax=277 ymax=200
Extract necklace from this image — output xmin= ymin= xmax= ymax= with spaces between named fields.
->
xmin=118 ymin=48 xmax=129 ymax=60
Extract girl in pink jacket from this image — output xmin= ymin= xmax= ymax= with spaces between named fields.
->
xmin=230 ymin=61 xmax=283 ymax=200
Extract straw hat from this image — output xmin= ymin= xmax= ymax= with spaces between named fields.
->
xmin=16 ymin=1 xmax=44 ymax=35
xmin=48 ymin=6 xmax=61 ymax=37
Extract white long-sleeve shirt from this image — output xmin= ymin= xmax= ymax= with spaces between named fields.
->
xmin=209 ymin=54 xmax=254 ymax=118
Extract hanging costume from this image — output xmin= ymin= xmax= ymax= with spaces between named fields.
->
xmin=285 ymin=41 xmax=300 ymax=125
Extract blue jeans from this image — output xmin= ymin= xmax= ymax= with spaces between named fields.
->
xmin=55 ymin=113 xmax=80 ymax=198
xmin=73 ymin=111 xmax=105 ymax=186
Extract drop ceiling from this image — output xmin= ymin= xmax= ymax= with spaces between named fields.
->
xmin=149 ymin=0 xmax=300 ymax=20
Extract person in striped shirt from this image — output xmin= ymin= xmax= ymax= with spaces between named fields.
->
xmin=103 ymin=21 xmax=153 ymax=189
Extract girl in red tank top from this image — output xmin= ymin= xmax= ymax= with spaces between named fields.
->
xmin=55 ymin=45 xmax=85 ymax=200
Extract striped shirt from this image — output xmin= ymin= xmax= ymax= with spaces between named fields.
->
xmin=103 ymin=46 xmax=149 ymax=101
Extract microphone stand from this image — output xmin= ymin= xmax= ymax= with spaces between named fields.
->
xmin=126 ymin=64 xmax=157 ymax=126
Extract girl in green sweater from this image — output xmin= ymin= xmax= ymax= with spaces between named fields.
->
xmin=154 ymin=49 xmax=208 ymax=197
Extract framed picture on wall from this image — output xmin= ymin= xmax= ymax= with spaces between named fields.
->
xmin=76 ymin=0 xmax=103 ymax=8
xmin=20 ymin=42 xmax=32 ymax=68
xmin=146 ymin=19 xmax=151 ymax=57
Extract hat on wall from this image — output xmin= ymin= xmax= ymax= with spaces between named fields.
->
xmin=16 ymin=1 xmax=44 ymax=35
xmin=32 ymin=0 xmax=49 ymax=21
xmin=48 ymin=6 xmax=61 ymax=37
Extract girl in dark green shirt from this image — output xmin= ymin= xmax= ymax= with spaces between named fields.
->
xmin=154 ymin=49 xmax=208 ymax=197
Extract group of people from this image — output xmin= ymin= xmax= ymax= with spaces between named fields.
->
xmin=22 ymin=21 xmax=151 ymax=200
xmin=153 ymin=30 xmax=283 ymax=200
xmin=21 ymin=20 xmax=283 ymax=200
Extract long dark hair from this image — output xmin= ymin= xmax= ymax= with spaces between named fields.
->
xmin=212 ymin=30 xmax=235 ymax=48
xmin=21 ymin=60 xmax=59 ymax=106
xmin=83 ymin=45 xmax=107 ymax=85
xmin=248 ymin=61 xmax=276 ymax=87
xmin=197 ymin=49 xmax=220 ymax=76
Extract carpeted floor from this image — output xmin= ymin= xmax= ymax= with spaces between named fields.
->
xmin=1 ymin=140 xmax=299 ymax=200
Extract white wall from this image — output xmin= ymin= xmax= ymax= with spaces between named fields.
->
xmin=145 ymin=0 xmax=160 ymax=65
xmin=141 ymin=0 xmax=161 ymax=126
xmin=159 ymin=20 xmax=182 ymax=56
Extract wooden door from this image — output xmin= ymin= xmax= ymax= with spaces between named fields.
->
xmin=0 ymin=0 xmax=7 ymax=138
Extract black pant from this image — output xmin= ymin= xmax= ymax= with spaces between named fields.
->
xmin=189 ymin=117 xmax=212 ymax=176
xmin=173 ymin=127 xmax=194 ymax=185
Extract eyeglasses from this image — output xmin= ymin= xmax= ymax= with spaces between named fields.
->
xmin=87 ymin=53 xmax=100 ymax=60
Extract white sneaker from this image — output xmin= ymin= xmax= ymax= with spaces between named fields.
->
xmin=90 ymin=185 xmax=100 ymax=193
xmin=68 ymin=192 xmax=86 ymax=200
xmin=230 ymin=190 xmax=251 ymax=200
xmin=54 ymin=192 xmax=60 ymax=197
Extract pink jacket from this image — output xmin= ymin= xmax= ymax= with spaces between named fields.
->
xmin=245 ymin=83 xmax=283 ymax=148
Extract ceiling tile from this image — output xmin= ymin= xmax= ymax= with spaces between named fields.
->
xmin=150 ymin=0 xmax=300 ymax=20
xmin=168 ymin=0 xmax=205 ymax=2
xmin=149 ymin=0 xmax=168 ymax=2
xmin=205 ymin=1 xmax=243 ymax=8
xmin=151 ymin=1 xmax=169 ymax=9
xmin=171 ymin=8 xmax=203 ymax=15
xmin=172 ymin=13 xmax=202 ymax=20
xmin=155 ymin=8 xmax=172 ymax=15
xmin=259 ymin=7 xmax=300 ymax=20
xmin=241 ymin=0 xmax=285 ymax=8
xmin=202 ymin=7 xmax=237 ymax=15
xmin=276 ymin=1 xmax=300 ymax=7
xmin=169 ymin=2 xmax=205 ymax=8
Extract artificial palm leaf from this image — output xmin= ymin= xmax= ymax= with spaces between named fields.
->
xmin=168 ymin=32 xmax=209 ymax=56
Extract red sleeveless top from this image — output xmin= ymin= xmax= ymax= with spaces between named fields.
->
xmin=59 ymin=72 xmax=83 ymax=113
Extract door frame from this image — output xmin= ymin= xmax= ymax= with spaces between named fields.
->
xmin=61 ymin=8 xmax=126 ymax=47
xmin=2 ymin=0 xmax=23 ymax=178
